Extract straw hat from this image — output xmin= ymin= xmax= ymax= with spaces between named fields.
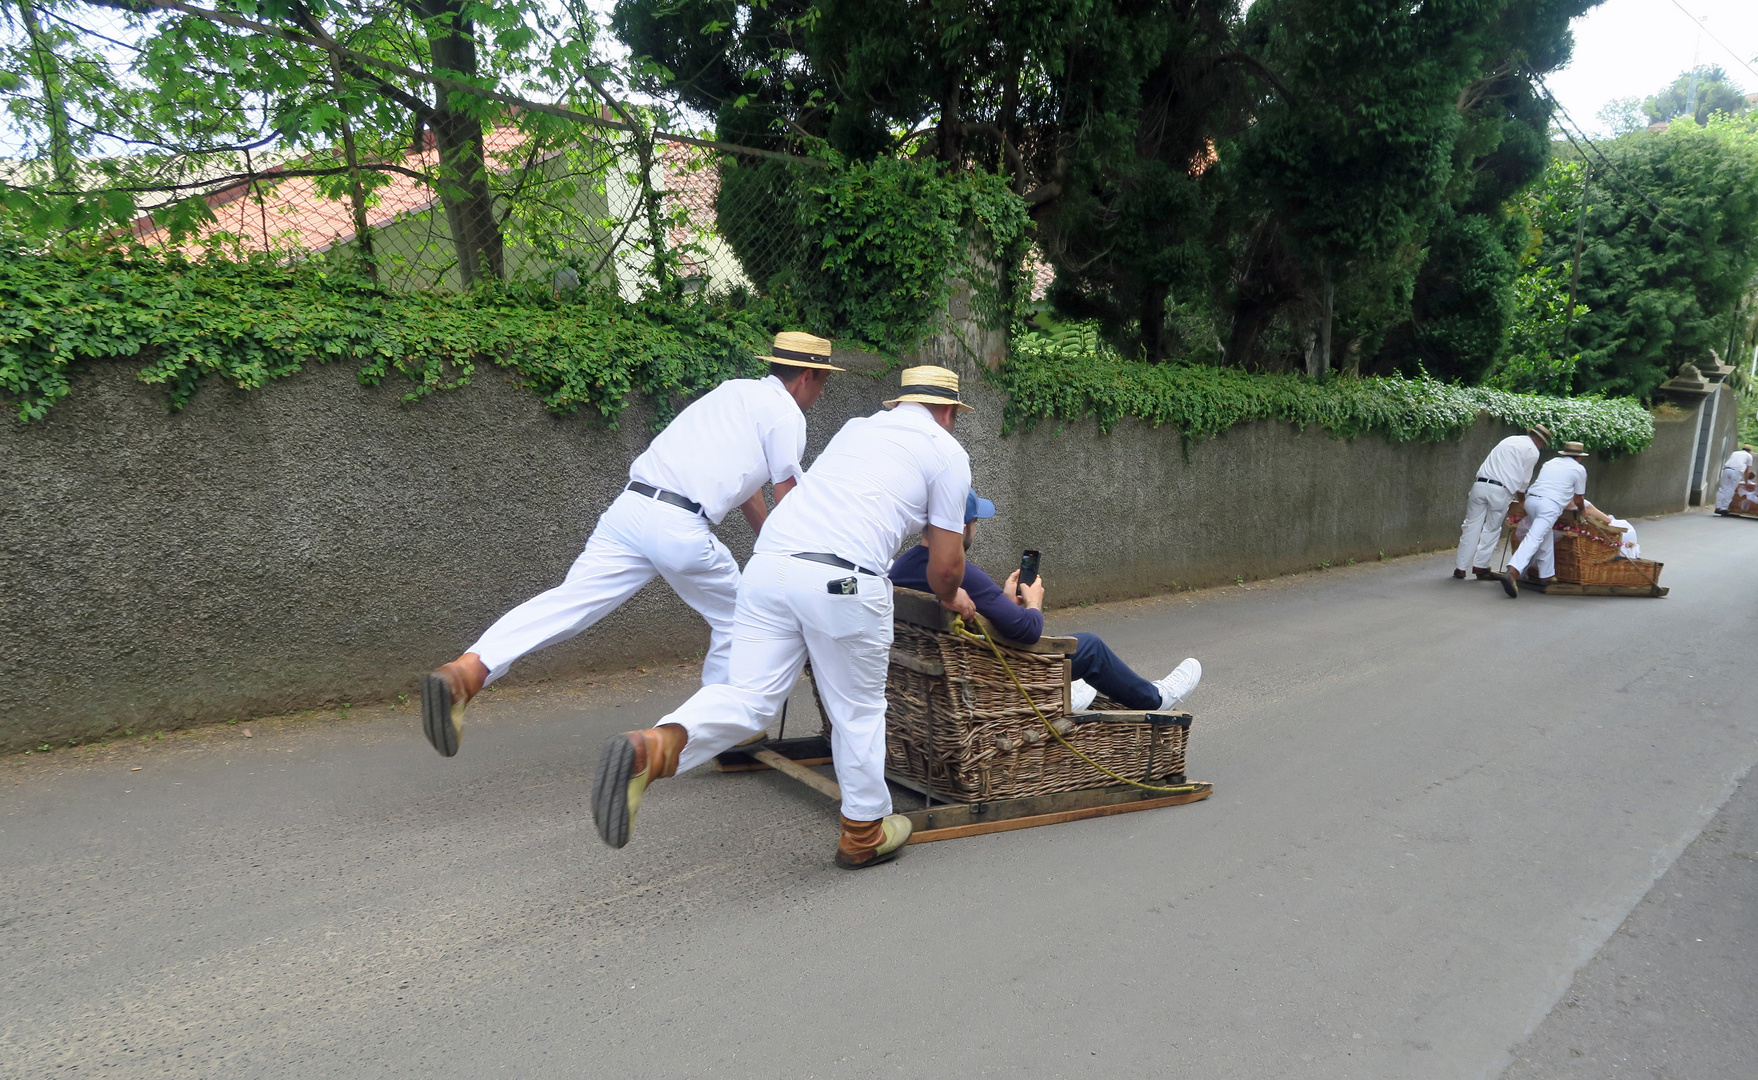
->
xmin=760 ymin=331 xmax=844 ymax=371
xmin=1555 ymin=441 xmax=1589 ymax=457
xmin=1527 ymin=423 xmax=1551 ymax=445
xmin=884 ymin=365 xmax=974 ymax=412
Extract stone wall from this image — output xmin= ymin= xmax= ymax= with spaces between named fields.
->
xmin=0 ymin=356 xmax=1701 ymax=751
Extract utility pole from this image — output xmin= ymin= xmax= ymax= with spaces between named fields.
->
xmin=1684 ymin=18 xmax=1705 ymax=121
xmin=1560 ymin=163 xmax=1591 ymax=356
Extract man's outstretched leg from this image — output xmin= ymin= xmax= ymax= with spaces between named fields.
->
xmin=421 ymin=497 xmax=658 ymax=756
xmin=1067 ymin=633 xmax=1201 ymax=713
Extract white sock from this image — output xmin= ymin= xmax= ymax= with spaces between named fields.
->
xmin=1154 ymin=658 xmax=1202 ymax=711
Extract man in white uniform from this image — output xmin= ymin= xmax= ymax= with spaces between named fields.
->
xmin=1501 ymin=441 xmax=1609 ymax=597
xmin=419 ymin=332 xmax=842 ymax=757
xmin=1454 ymin=424 xmax=1549 ymax=580
xmin=1714 ymin=444 xmax=1754 ymax=514
xmin=591 ymin=365 xmax=980 ymax=869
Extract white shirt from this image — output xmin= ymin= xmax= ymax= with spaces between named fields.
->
xmin=1724 ymin=449 xmax=1752 ymax=474
xmin=627 ymin=375 xmax=805 ymax=524
xmin=1475 ymin=434 xmax=1541 ymax=493
xmin=1526 ymin=456 xmax=1587 ymax=506
xmin=755 ymin=402 xmax=971 ymax=574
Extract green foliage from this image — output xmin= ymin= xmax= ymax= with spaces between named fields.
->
xmin=1488 ymin=262 xmax=1587 ymax=395
xmin=0 ymin=250 xmax=772 ymax=426
xmin=721 ymin=155 xmax=1032 ymax=355
xmin=1644 ymin=66 xmax=1751 ymax=127
xmin=1530 ymin=119 xmax=1758 ymax=398
xmin=1003 ymin=323 xmax=1655 ymax=456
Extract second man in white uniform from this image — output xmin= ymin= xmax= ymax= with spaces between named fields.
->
xmin=590 ymin=365 xmax=980 ymax=869
xmin=419 ymin=332 xmax=841 ymax=757
xmin=1501 ymin=440 xmax=1605 ymax=597
xmin=1454 ymin=424 xmax=1548 ymax=580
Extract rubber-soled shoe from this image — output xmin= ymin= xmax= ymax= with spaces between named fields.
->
xmin=592 ymin=726 xmax=685 ymax=849
xmin=1453 ymin=568 xmax=1467 ymax=579
xmin=1069 ymin=679 xmax=1098 ymax=713
xmin=835 ymin=814 xmax=913 ymax=869
xmin=1472 ymin=566 xmax=1498 ymax=581
xmin=1501 ymin=566 xmax=1520 ymax=598
xmin=1154 ymin=658 xmax=1202 ymax=711
xmin=421 ymin=657 xmax=486 ymax=757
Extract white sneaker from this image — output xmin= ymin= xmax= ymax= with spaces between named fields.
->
xmin=1154 ymin=658 xmax=1201 ymax=711
xmin=1069 ymin=679 xmax=1098 ymax=712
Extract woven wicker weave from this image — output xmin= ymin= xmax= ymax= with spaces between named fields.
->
xmin=1552 ymin=512 xmax=1663 ymax=588
xmin=878 ymin=600 xmax=1188 ymax=802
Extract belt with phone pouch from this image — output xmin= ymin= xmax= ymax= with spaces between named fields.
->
xmin=791 ymin=552 xmax=881 ymax=576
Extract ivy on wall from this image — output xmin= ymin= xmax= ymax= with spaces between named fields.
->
xmin=3 ymin=251 xmax=1658 ymax=461
xmin=0 ymin=250 xmax=771 ymax=427
xmin=1002 ymin=325 xmax=1658 ymax=456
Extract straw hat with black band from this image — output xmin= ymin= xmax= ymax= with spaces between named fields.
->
xmin=762 ymin=331 xmax=845 ymax=371
xmin=884 ymin=365 xmax=975 ymax=412
xmin=1555 ymin=441 xmax=1588 ymax=458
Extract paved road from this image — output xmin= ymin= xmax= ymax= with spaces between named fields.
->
xmin=4 ymin=510 xmax=1754 ymax=1079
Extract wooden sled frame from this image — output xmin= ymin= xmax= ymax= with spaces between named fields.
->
xmin=1522 ymin=579 xmax=1669 ymax=598
xmin=714 ymin=591 xmax=1213 ymax=843
xmin=714 ymin=735 xmax=1212 ymax=844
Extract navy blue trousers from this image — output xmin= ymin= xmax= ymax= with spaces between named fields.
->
xmin=1071 ymin=632 xmax=1160 ymax=710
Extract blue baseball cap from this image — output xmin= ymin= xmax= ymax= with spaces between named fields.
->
xmin=965 ymin=489 xmax=996 ymax=523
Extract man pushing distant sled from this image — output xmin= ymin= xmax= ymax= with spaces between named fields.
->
xmin=419 ymin=332 xmax=841 ymax=756
xmin=1714 ymin=444 xmax=1756 ymax=517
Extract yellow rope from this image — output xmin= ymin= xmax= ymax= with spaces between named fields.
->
xmin=947 ymin=618 xmax=1198 ymax=795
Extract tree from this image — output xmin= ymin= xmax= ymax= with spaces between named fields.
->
xmin=0 ymin=0 xmax=622 ymax=287
xmin=1643 ymin=65 xmax=1750 ymax=127
xmin=1531 ymin=118 xmax=1758 ymax=397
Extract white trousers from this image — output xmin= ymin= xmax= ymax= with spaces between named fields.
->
xmin=1455 ymin=481 xmax=1513 ymax=571
xmin=469 ymin=491 xmax=739 ymax=686
xmin=664 ymin=552 xmax=895 ymax=821
xmin=1716 ymin=466 xmax=1742 ymax=511
xmin=1509 ymin=494 xmax=1566 ymax=578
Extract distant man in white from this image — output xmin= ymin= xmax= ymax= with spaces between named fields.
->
xmin=590 ymin=365 xmax=980 ymax=870
xmin=418 ymin=332 xmax=842 ymax=757
xmin=1713 ymin=443 xmax=1754 ymax=515
xmin=1454 ymin=424 xmax=1549 ymax=580
xmin=1500 ymin=441 xmax=1611 ymax=598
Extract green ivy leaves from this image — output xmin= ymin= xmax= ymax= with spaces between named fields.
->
xmin=1001 ymin=325 xmax=1657 ymax=457
xmin=0 ymin=250 xmax=771 ymax=428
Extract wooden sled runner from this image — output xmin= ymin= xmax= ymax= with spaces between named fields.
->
xmin=716 ymin=588 xmax=1212 ymax=843
xmin=1523 ymin=579 xmax=1668 ymax=598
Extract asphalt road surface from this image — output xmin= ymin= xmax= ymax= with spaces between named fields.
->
xmin=4 ymin=509 xmax=1755 ymax=1079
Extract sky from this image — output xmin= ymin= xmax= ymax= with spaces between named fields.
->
xmin=1546 ymin=0 xmax=1758 ymax=134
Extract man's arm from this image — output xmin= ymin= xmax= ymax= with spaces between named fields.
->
xmin=924 ymin=525 xmax=976 ymax=618
xmin=738 ymin=492 xmax=768 ymax=535
xmin=737 ymin=477 xmax=799 ymax=535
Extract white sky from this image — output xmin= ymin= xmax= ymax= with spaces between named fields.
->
xmin=1546 ymin=0 xmax=1758 ymax=134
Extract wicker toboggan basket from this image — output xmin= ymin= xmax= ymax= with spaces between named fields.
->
xmin=1505 ymin=503 xmax=1664 ymax=589
xmin=878 ymin=589 xmax=1189 ymax=802
xmin=1551 ymin=512 xmax=1664 ymax=588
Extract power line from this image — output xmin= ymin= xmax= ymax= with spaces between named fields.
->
xmin=1664 ymin=0 xmax=1758 ymax=84
xmin=1538 ymin=79 xmax=1700 ymax=238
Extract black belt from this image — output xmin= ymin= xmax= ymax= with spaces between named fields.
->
xmin=1475 ymin=477 xmax=1505 ymax=489
xmin=627 ymin=482 xmax=704 ymax=516
xmin=792 ymin=552 xmax=881 ymax=576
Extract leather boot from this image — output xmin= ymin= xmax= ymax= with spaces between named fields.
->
xmin=1472 ymin=566 xmax=1498 ymax=581
xmin=592 ymin=724 xmax=686 ymax=849
xmin=421 ymin=654 xmax=488 ymax=757
xmin=835 ymin=813 xmax=913 ymax=869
